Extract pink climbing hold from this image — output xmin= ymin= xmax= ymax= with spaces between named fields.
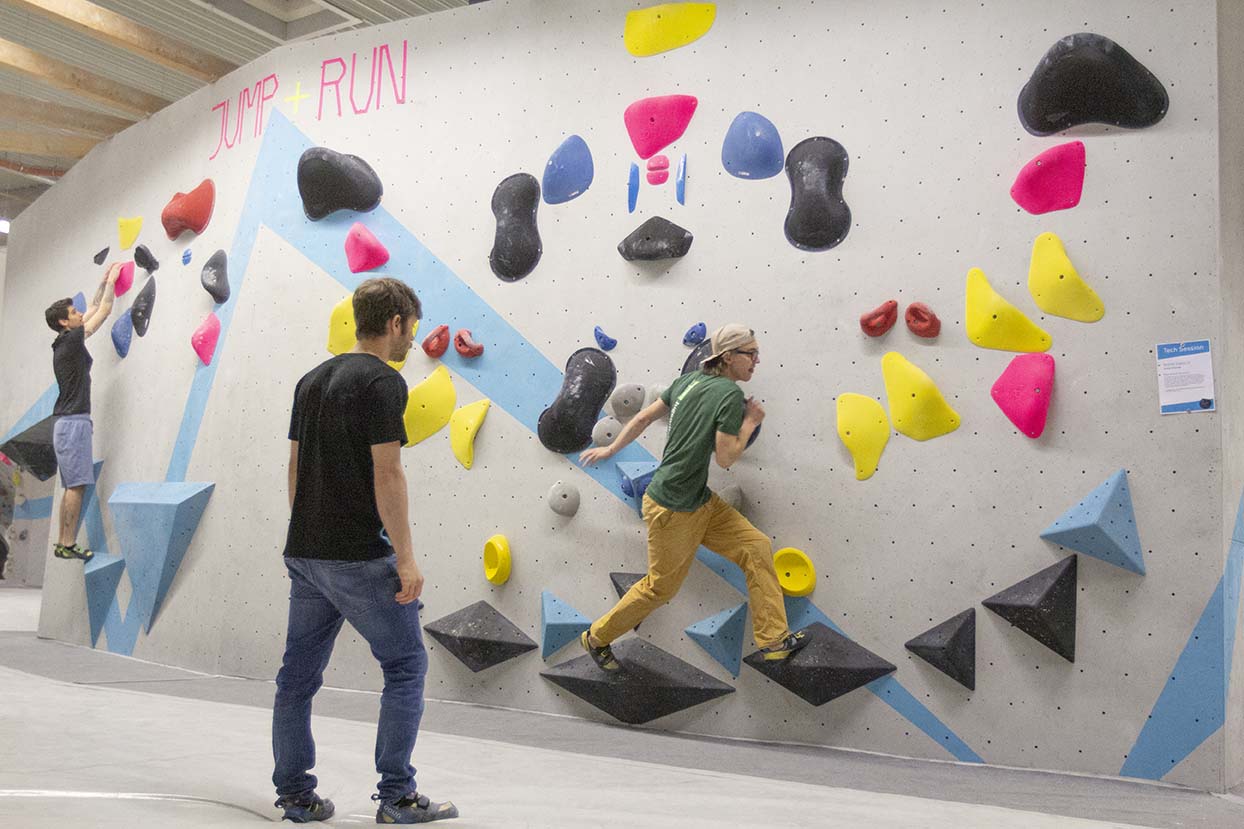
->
xmin=1010 ymin=141 xmax=1085 ymax=215
xmin=191 ymin=312 xmax=221 ymax=365
xmin=114 ymin=261 xmax=135 ymax=297
xmin=623 ymin=95 xmax=698 ymax=160
xmin=344 ymin=222 xmax=390 ymax=273
xmin=991 ymin=353 xmax=1055 ymax=439
xmin=647 ymin=155 xmax=670 ymax=171
xmin=647 ymin=170 xmax=670 ymax=185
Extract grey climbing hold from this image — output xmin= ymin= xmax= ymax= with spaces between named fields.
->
xmin=618 ymin=216 xmax=693 ymax=261
xmin=489 ymin=173 xmax=542 ymax=281
xmin=716 ymin=482 xmax=744 ymax=511
xmin=547 ymin=481 xmax=580 ymax=517
xmin=131 ymin=276 xmax=156 ymax=337
xmin=609 ymin=384 xmax=647 ymax=420
xmin=201 ymin=249 xmax=229 ymax=304
xmin=592 ymin=416 xmax=623 ymax=447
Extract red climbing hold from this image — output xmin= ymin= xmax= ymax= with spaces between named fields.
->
xmin=422 ymin=324 xmax=450 ymax=358
xmin=454 ymin=328 xmax=484 ymax=358
xmin=905 ymin=302 xmax=941 ymax=338
xmin=344 ymin=222 xmax=390 ymax=273
xmin=161 ymin=179 xmax=216 ymax=239
xmin=860 ymin=300 xmax=898 ymax=337
xmin=1010 ymin=141 xmax=1085 ymax=215
xmin=623 ymin=95 xmax=698 ymax=159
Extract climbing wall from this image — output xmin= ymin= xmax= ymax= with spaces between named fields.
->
xmin=1 ymin=0 xmax=1241 ymax=793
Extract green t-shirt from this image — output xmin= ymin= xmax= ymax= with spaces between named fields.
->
xmin=644 ymin=371 xmax=745 ymax=512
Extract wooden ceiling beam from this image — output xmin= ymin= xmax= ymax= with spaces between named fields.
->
xmin=0 ymin=90 xmax=132 ymax=138
xmin=0 ymin=128 xmax=98 ymax=159
xmin=0 ymin=36 xmax=170 ymax=118
xmin=0 ymin=158 xmax=61 ymax=185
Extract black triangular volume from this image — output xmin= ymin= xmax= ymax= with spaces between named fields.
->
xmin=743 ymin=622 xmax=896 ymax=706
xmin=983 ymin=555 xmax=1077 ymax=662
xmin=905 ymin=608 xmax=976 ymax=690
xmin=423 ymin=600 xmax=537 ymax=673
xmin=609 ymin=572 xmax=644 ymax=599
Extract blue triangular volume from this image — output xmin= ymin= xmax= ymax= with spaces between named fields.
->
xmin=84 ymin=554 xmax=125 ymax=646
xmin=1040 ymin=468 xmax=1145 ymax=575
xmin=686 ymin=602 xmax=748 ymax=677
xmin=696 ymin=548 xmax=747 ymax=595
xmin=75 ymin=460 xmax=109 ymax=555
xmin=616 ymin=461 xmax=659 ymax=515
xmin=108 ymin=482 xmax=214 ymax=632
xmin=540 ymin=589 xmax=590 ymax=658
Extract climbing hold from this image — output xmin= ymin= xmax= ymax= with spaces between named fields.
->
xmin=85 ymin=553 xmax=125 ymax=646
xmin=297 ymin=147 xmax=383 ymax=220
xmin=618 ymin=216 xmax=693 ymax=261
xmin=686 ymin=602 xmax=748 ymax=677
xmin=904 ymin=303 xmax=941 ymax=339
xmin=454 ymin=329 xmax=484 ymax=358
xmin=965 ymin=268 xmax=1052 ymax=352
xmin=1018 ymin=33 xmax=1168 ymax=136
xmin=648 ymin=156 xmax=668 ymax=171
xmin=326 ymin=295 xmax=410 ymax=369
xmin=190 ymin=313 xmax=221 ymax=365
xmin=683 ymin=322 xmax=706 ymax=346
xmin=623 ymin=3 xmax=716 ymax=57
xmin=609 ymin=383 xmax=647 ymax=420
xmin=71 ymin=292 xmax=86 ymax=313
xmin=0 ymin=416 xmax=57 ymax=481
xmin=774 ymin=547 xmax=815 ymax=597
xmin=424 ymin=600 xmax=537 ymax=672
xmin=547 ymin=481 xmax=580 ymax=517
xmin=117 ymin=216 xmax=142 ymax=250
xmin=540 ymin=590 xmax=590 ymax=658
xmin=743 ymin=622 xmax=896 ymax=706
xmin=860 ymin=300 xmax=898 ymax=337
xmin=538 ymin=348 xmax=617 ymax=453
xmin=131 ymin=277 xmax=156 ymax=337
xmin=93 ymin=247 xmax=109 ymax=265
xmin=1027 ymin=232 xmax=1104 ymax=322
xmin=628 ymin=163 xmax=640 ymax=213
xmin=881 ymin=352 xmax=960 ymax=441
xmin=905 ymin=608 xmax=976 ymax=691
xmin=344 ymin=222 xmax=390 ymax=273
xmin=1041 ymin=469 xmax=1144 ymax=575
xmin=162 ymin=179 xmax=215 ymax=239
xmin=617 ymin=461 xmax=659 ymax=514
xmin=717 ymin=482 xmax=744 ymax=511
xmin=421 ymin=324 xmax=450 ymax=359
xmin=484 ymin=534 xmax=511 ymax=585
xmin=134 ymin=244 xmax=159 ymax=273
xmin=681 ymin=340 xmax=711 ymax=374
xmin=593 ymin=326 xmax=617 ymax=351
xmin=403 ymin=365 xmax=457 ymax=446
xmin=983 ymin=555 xmax=1078 ymax=662
xmin=591 ymin=416 xmax=623 ymax=447
xmin=610 ymin=572 xmax=645 ymax=600
xmin=646 ymin=170 xmax=670 ymax=185
xmin=543 ymin=135 xmax=594 ymax=205
xmin=1011 ymin=142 xmax=1086 ymax=215
xmin=450 ymin=399 xmax=491 ymax=469
xmin=181 ymin=249 xmax=192 ymax=266
xmin=541 ymin=638 xmax=733 ymax=723
xmin=784 ymin=136 xmax=850 ymax=251
xmin=721 ymin=111 xmax=784 ymax=179
xmin=201 ymin=249 xmax=229 ymax=304
xmin=991 ymin=353 xmax=1055 ymax=439
xmin=836 ymin=393 xmax=890 ymax=480
xmin=623 ymin=95 xmax=698 ymax=159
xmin=489 ymin=173 xmax=542 ymax=282
xmin=675 ymin=154 xmax=687 ymax=204
xmin=114 ymin=261 xmax=135 ymax=297
xmin=111 ymin=309 xmax=133 ymax=359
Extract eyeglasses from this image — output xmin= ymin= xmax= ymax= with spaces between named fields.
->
xmin=733 ymin=349 xmax=760 ymax=362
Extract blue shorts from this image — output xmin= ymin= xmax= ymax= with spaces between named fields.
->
xmin=52 ymin=415 xmax=94 ymax=489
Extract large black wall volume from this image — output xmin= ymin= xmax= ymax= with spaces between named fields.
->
xmin=0 ymin=415 xmax=58 ymax=481
xmin=131 ymin=277 xmax=156 ymax=337
xmin=1018 ymin=33 xmax=1169 ymax=135
xmin=983 ymin=556 xmax=1078 ymax=662
xmin=538 ymin=348 xmax=616 ymax=453
xmin=296 ymin=147 xmax=384 ymax=220
xmin=489 ymin=173 xmax=542 ymax=281
xmin=783 ymin=137 xmax=851 ymax=252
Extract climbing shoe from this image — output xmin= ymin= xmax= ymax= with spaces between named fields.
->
xmin=275 ymin=791 xmax=335 ymax=823
xmin=53 ymin=543 xmax=93 ymax=561
xmin=580 ymin=630 xmax=620 ymax=671
xmin=373 ymin=791 xmax=459 ymax=824
xmin=761 ymin=630 xmax=810 ymax=661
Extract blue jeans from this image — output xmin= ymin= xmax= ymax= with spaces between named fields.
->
xmin=272 ymin=554 xmax=427 ymax=801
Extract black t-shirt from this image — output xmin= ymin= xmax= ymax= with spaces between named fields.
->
xmin=52 ymin=327 xmax=92 ymax=416
xmin=283 ymin=354 xmax=408 ymax=560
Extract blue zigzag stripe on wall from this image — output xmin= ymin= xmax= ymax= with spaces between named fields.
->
xmin=13 ymin=495 xmax=52 ymax=520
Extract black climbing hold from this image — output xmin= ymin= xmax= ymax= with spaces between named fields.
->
xmin=904 ymin=608 xmax=976 ymax=691
xmin=679 ymin=341 xmax=760 ymax=447
xmin=541 ymin=638 xmax=733 ymax=724
xmin=983 ymin=555 xmax=1077 ymax=662
xmin=423 ymin=600 xmax=537 ymax=672
xmin=610 ymin=572 xmax=645 ymax=600
xmin=489 ymin=173 xmax=542 ymax=281
xmin=296 ymin=146 xmax=384 ymax=221
xmin=538 ymin=348 xmax=617 ymax=454
xmin=617 ymin=216 xmax=693 ymax=261
xmin=1018 ymin=34 xmax=1169 ymax=136
xmin=131 ymin=277 xmax=156 ymax=337
xmin=0 ymin=415 xmax=58 ymax=481
xmin=783 ymin=137 xmax=851 ymax=252
xmin=201 ymin=249 xmax=230 ymax=304
xmin=743 ymin=622 xmax=895 ymax=706
xmin=134 ymin=244 xmax=159 ymax=273
xmin=93 ymin=247 xmax=110 ymax=266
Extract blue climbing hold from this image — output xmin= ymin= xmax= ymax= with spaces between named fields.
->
xmin=721 ymin=111 xmax=784 ymax=179
xmin=111 ymin=309 xmax=133 ymax=359
xmin=628 ymin=163 xmax=640 ymax=213
xmin=686 ymin=602 xmax=748 ymax=677
xmin=71 ymin=292 xmax=86 ymax=313
xmin=594 ymin=325 xmax=617 ymax=351
xmin=182 ymin=249 xmax=192 ymax=265
xmin=683 ymin=322 xmax=706 ymax=346
xmin=84 ymin=554 xmax=125 ymax=646
xmin=1040 ymin=469 xmax=1145 ymax=575
xmin=616 ymin=461 xmax=659 ymax=514
xmin=540 ymin=589 xmax=591 ymax=658
xmin=676 ymin=153 xmax=687 ymax=205
xmin=543 ymin=135 xmax=594 ymax=205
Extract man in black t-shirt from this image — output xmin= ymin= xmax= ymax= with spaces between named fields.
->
xmin=271 ymin=277 xmax=458 ymax=825
xmin=44 ymin=262 xmax=120 ymax=562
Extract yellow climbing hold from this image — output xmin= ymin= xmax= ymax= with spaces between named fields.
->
xmin=774 ymin=547 xmax=816 ymax=597
xmin=404 ymin=366 xmax=456 ymax=446
xmin=882 ymin=352 xmax=961 ymax=441
xmin=450 ymin=399 xmax=491 ymax=469
xmin=484 ymin=534 xmax=511 ymax=585
xmin=965 ymin=267 xmax=1052 ymax=352
xmin=836 ymin=393 xmax=890 ymax=481
xmin=624 ymin=3 xmax=716 ymax=57
xmin=117 ymin=216 xmax=143 ymax=250
xmin=326 ymin=295 xmax=414 ymax=370
xmin=1027 ymin=232 xmax=1105 ymax=322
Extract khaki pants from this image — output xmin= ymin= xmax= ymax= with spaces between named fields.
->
xmin=590 ymin=492 xmax=790 ymax=649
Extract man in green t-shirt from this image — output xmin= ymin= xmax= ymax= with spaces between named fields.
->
xmin=579 ymin=324 xmax=807 ymax=670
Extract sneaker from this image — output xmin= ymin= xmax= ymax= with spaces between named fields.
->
xmin=373 ymin=791 xmax=459 ymax=824
xmin=53 ymin=543 xmax=93 ymax=562
xmin=580 ymin=630 xmax=620 ymax=671
xmin=274 ymin=792 xmax=335 ymax=823
xmin=761 ymin=630 xmax=810 ymax=661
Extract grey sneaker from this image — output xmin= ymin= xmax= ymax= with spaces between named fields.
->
xmin=373 ymin=791 xmax=459 ymax=824
xmin=274 ymin=791 xmax=334 ymax=823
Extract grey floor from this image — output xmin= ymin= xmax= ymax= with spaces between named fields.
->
xmin=2 ymin=589 xmax=1244 ymax=827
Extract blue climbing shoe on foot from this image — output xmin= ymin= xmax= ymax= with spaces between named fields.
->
xmin=275 ymin=791 xmax=334 ymax=823
xmin=374 ymin=791 xmax=459 ymax=824
xmin=761 ymin=630 xmax=809 ymax=661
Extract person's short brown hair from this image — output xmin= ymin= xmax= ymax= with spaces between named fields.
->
xmin=45 ymin=298 xmax=73 ymax=332
xmin=352 ymin=278 xmax=421 ymax=338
